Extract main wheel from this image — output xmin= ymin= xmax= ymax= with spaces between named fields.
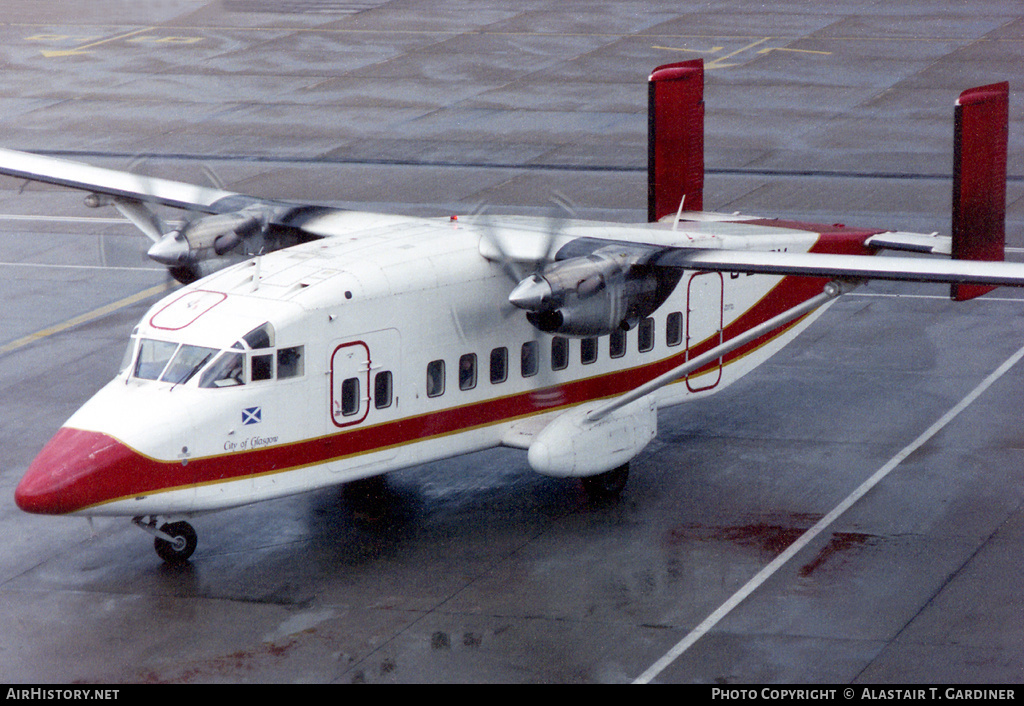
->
xmin=581 ymin=463 xmax=629 ymax=500
xmin=343 ymin=476 xmax=389 ymax=522
xmin=154 ymin=521 xmax=197 ymax=564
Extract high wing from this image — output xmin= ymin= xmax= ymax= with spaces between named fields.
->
xmin=0 ymin=147 xmax=238 ymax=212
xmin=476 ymin=61 xmax=1018 ymax=469
xmin=485 ymin=61 xmax=1016 ymax=329
xmin=0 ymin=146 xmax=343 ymax=283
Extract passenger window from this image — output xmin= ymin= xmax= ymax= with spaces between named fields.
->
xmin=459 ymin=353 xmax=477 ymax=391
xmin=340 ymin=377 xmax=360 ymax=416
xmin=252 ymin=353 xmax=274 ymax=381
xmin=199 ymin=352 xmax=245 ymax=388
xmin=666 ymin=311 xmax=683 ymax=347
xmin=581 ymin=337 xmax=598 ymax=365
xmin=609 ymin=329 xmax=626 ymax=359
xmin=521 ymin=341 xmax=539 ymax=377
xmin=638 ymin=317 xmax=655 ymax=353
xmin=374 ymin=371 xmax=393 ymax=409
xmin=490 ymin=347 xmax=508 ymax=384
xmin=277 ymin=346 xmax=304 ymax=379
xmin=427 ymin=359 xmax=445 ymax=397
xmin=551 ymin=337 xmax=569 ymax=371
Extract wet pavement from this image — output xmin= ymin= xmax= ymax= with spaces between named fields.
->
xmin=0 ymin=0 xmax=1023 ymax=684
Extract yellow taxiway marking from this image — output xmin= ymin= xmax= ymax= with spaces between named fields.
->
xmin=704 ymin=37 xmax=771 ymax=69
xmin=38 ymin=26 xmax=155 ymax=57
xmin=0 ymin=281 xmax=174 ymax=356
xmin=654 ymin=38 xmax=830 ymax=69
xmin=758 ymin=46 xmax=832 ymax=56
xmin=652 ymin=37 xmax=774 ymax=70
xmin=651 ymin=45 xmax=725 ymax=54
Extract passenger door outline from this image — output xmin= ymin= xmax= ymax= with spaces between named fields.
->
xmin=330 ymin=341 xmax=371 ymax=428
xmin=685 ymin=271 xmax=724 ymax=392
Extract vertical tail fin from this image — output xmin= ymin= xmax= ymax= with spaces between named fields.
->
xmin=648 ymin=59 xmax=704 ymax=223
xmin=951 ymin=81 xmax=1009 ymax=302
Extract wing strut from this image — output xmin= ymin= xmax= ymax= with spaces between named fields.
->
xmin=586 ymin=280 xmax=855 ymax=423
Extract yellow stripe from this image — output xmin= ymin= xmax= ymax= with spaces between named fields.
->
xmin=0 ymin=281 xmax=174 ymax=356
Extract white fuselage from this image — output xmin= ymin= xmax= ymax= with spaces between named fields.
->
xmin=27 ymin=212 xmax=840 ymax=517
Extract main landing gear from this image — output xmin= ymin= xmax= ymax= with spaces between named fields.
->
xmin=133 ymin=516 xmax=198 ymax=564
xmin=580 ymin=463 xmax=629 ymax=501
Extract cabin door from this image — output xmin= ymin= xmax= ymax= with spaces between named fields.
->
xmin=685 ymin=272 xmax=724 ymax=392
xmin=329 ymin=328 xmax=401 ymax=428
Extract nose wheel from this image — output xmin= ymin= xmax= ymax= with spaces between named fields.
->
xmin=134 ymin=517 xmax=198 ymax=564
xmin=154 ymin=521 xmax=198 ymax=564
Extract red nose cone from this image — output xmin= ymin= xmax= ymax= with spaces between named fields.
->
xmin=15 ymin=428 xmax=134 ymax=515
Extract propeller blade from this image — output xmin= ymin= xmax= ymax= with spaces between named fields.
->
xmin=471 ymin=204 xmax=528 ymax=283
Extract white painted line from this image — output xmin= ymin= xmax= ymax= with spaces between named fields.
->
xmin=0 ymin=261 xmax=161 ymax=271
xmin=0 ymin=213 xmax=126 ymax=224
xmin=633 ymin=338 xmax=1024 ymax=683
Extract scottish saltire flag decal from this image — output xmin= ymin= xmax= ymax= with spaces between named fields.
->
xmin=242 ymin=407 xmax=262 ymax=425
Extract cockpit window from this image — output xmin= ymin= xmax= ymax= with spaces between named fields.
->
xmin=133 ymin=340 xmax=221 ymax=384
xmin=134 ymin=339 xmax=178 ymax=380
xmin=128 ymin=325 xmax=295 ymax=390
xmin=199 ymin=352 xmax=245 ymax=388
xmin=161 ymin=345 xmax=218 ymax=385
xmin=242 ymin=322 xmax=275 ymax=350
xmin=120 ymin=333 xmax=138 ymax=375
xmin=252 ymin=353 xmax=274 ymax=381
xmin=278 ymin=345 xmax=304 ymax=379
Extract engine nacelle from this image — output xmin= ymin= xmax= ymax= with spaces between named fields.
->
xmin=508 ymin=245 xmax=681 ymax=336
xmin=183 ymin=211 xmax=264 ymax=256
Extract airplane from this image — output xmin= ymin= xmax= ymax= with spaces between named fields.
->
xmin=8 ymin=59 xmax=1021 ymax=564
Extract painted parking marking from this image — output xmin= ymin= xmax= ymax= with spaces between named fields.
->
xmin=654 ymin=37 xmax=831 ymax=70
xmin=126 ymin=35 xmax=203 ymax=45
xmin=758 ymin=46 xmax=832 ymax=56
xmin=32 ymin=26 xmax=155 ymax=58
xmin=28 ymin=27 xmax=204 ymax=57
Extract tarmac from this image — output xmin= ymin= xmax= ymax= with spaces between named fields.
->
xmin=0 ymin=0 xmax=1022 ymax=684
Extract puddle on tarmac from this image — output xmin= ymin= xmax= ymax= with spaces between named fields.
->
xmin=664 ymin=515 xmax=878 ymax=577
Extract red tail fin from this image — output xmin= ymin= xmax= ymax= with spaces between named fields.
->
xmin=951 ymin=81 xmax=1009 ymax=302
xmin=648 ymin=59 xmax=704 ymax=223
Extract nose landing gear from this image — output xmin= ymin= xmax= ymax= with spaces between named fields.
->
xmin=133 ymin=516 xmax=198 ymax=564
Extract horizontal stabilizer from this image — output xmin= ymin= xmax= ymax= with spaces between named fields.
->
xmin=865 ymin=231 xmax=951 ymax=255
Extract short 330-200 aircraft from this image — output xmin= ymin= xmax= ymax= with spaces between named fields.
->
xmin=8 ymin=60 xmax=1021 ymax=563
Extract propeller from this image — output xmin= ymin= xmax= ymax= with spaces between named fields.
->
xmin=112 ymin=156 xmax=267 ymax=283
xmin=469 ymin=194 xmax=580 ymax=410
xmin=474 ymin=192 xmax=576 ymax=287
